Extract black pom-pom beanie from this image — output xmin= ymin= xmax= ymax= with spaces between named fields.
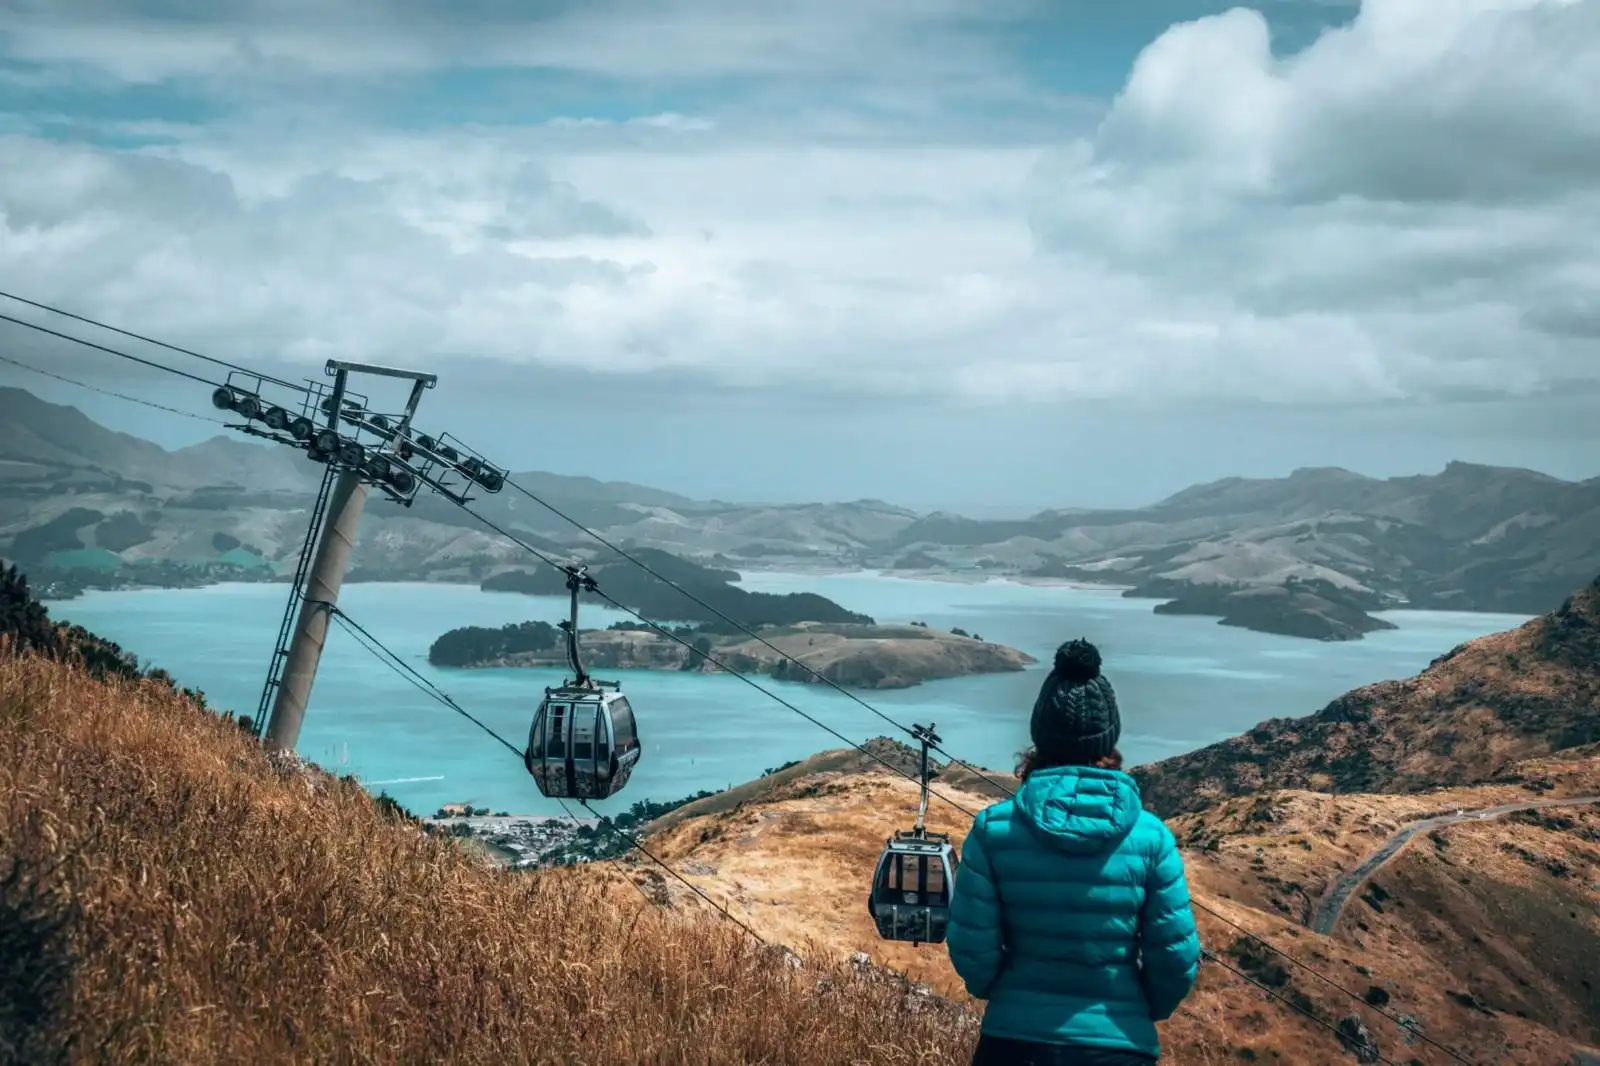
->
xmin=1029 ymin=638 xmax=1121 ymax=764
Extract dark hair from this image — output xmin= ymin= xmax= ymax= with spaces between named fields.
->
xmin=1016 ymin=745 xmax=1124 ymax=783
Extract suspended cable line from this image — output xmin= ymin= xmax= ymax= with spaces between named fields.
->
xmin=0 ymin=314 xmax=987 ymax=816
xmin=322 ymin=603 xmax=524 ymax=759
xmin=0 ymin=290 xmax=307 ymax=392
xmin=0 ymin=291 xmax=1013 ymax=800
xmin=1199 ymin=949 xmax=1402 ymax=1066
xmin=325 ymin=605 xmax=767 ymax=943
xmin=0 ymin=351 xmax=229 ymax=425
xmin=498 ymin=476 xmax=1021 ymax=799
xmin=1188 ymin=901 xmax=1476 ymax=1065
xmin=452 ymin=500 xmax=987 ymax=821
xmin=567 ymin=797 xmax=768 ymax=944
xmin=0 ymin=311 xmax=223 ymax=387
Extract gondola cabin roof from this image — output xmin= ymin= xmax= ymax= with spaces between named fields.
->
xmin=882 ymin=829 xmax=954 ymax=855
xmin=543 ymin=678 xmax=622 ymax=697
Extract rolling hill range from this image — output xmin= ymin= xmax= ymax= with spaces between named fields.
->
xmin=1 ymin=386 xmax=1597 ymax=636
xmin=896 ymin=462 xmax=1600 ymax=616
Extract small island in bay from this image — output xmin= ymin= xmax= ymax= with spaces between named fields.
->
xmin=428 ymin=619 xmax=1037 ymax=690
xmin=448 ymin=549 xmax=1039 ymax=687
xmin=1138 ymin=576 xmax=1399 ymax=642
xmin=477 ymin=549 xmax=876 ymax=629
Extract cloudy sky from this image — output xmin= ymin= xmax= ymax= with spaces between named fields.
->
xmin=1 ymin=0 xmax=1597 ymax=512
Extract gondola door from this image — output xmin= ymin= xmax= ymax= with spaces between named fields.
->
xmin=569 ymin=697 xmax=601 ymax=798
xmin=525 ymin=699 xmax=570 ymax=798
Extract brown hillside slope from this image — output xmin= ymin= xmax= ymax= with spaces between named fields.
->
xmin=1332 ymin=799 xmax=1600 ymax=1048
xmin=642 ymin=736 xmax=1017 ymax=841
xmin=1134 ymin=574 xmax=1600 ymax=817
xmin=1163 ymin=750 xmax=1600 ymax=928
xmin=0 ymin=653 xmax=979 ymax=1066
xmin=1164 ymin=756 xmax=1600 ymax=1048
xmin=635 ymin=759 xmax=1600 ymax=1066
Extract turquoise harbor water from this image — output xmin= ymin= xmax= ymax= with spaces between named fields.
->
xmin=50 ymin=572 xmax=1531 ymax=820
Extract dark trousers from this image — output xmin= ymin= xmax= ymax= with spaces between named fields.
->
xmin=971 ymin=1033 xmax=1158 ymax=1066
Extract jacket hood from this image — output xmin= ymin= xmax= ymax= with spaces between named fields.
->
xmin=1013 ymin=765 xmax=1144 ymax=855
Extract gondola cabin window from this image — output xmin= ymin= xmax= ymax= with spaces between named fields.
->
xmin=611 ymin=696 xmax=640 ymax=755
xmin=571 ymin=704 xmax=595 ymax=762
xmin=546 ymin=703 xmax=567 ymax=757
xmin=881 ymin=851 xmax=949 ymax=906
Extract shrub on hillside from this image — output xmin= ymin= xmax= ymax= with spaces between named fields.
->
xmin=1 ymin=561 xmax=212 ymax=710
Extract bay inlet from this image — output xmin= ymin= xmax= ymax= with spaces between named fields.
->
xmin=50 ymin=571 xmax=1530 ymax=819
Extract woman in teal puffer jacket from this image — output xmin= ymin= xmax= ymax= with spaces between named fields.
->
xmin=947 ymin=638 xmax=1201 ymax=1065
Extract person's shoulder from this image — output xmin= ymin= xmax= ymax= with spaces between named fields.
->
xmin=978 ymin=797 xmax=1017 ymax=824
xmin=1129 ymin=807 xmax=1180 ymax=854
xmin=970 ymin=797 xmax=1018 ymax=834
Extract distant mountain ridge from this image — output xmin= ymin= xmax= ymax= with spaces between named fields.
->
xmin=0 ymin=386 xmax=320 ymax=493
xmin=0 ymin=386 xmax=1596 ymax=628
xmin=896 ymin=460 xmax=1600 ymax=617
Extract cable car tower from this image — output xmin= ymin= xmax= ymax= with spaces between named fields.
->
xmin=205 ymin=359 xmax=510 ymax=751
xmin=869 ymin=722 xmax=959 ymax=946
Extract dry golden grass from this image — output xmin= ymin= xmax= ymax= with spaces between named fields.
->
xmin=1157 ymin=770 xmax=1600 ymax=1065
xmin=1330 ymin=801 xmax=1600 ymax=1048
xmin=1168 ymin=756 xmax=1600 ymax=925
xmin=0 ymin=652 xmax=979 ymax=1066
xmin=642 ymin=771 xmax=986 ymax=996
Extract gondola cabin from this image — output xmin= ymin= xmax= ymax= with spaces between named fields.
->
xmin=524 ymin=680 xmax=641 ymax=800
xmin=869 ymin=828 xmax=959 ymax=945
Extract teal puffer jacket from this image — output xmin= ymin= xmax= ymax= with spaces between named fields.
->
xmin=946 ymin=766 xmax=1201 ymax=1059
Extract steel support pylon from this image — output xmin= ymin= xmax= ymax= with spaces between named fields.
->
xmin=261 ymin=467 xmax=369 ymax=753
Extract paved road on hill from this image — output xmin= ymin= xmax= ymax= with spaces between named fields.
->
xmin=1311 ymin=795 xmax=1600 ymax=936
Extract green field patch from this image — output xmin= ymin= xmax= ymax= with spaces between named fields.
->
xmin=44 ymin=547 xmax=123 ymax=573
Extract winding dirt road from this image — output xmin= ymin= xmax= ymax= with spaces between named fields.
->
xmin=1310 ymin=795 xmax=1600 ymax=936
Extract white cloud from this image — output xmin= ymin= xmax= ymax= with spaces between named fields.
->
xmin=1 ymin=113 xmax=1076 ymax=389
xmin=1029 ymin=0 xmax=1600 ymax=402
xmin=1 ymin=0 xmax=1597 ymax=414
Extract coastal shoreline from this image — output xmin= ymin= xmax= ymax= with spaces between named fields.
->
xmin=40 ymin=570 xmax=1531 ymax=644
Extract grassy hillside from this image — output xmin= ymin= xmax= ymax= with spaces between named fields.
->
xmin=1133 ymin=573 xmax=1600 ymax=817
xmin=636 ymin=753 xmax=1600 ymax=1065
xmin=0 ymin=651 xmax=977 ymax=1064
xmin=1163 ymin=758 xmax=1600 ymax=1053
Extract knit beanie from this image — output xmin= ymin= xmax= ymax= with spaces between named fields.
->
xmin=1029 ymin=638 xmax=1121 ymax=764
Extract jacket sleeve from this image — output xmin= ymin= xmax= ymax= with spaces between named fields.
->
xmin=945 ymin=814 xmax=1003 ymax=999
xmin=1137 ymin=819 xmax=1201 ymax=1020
